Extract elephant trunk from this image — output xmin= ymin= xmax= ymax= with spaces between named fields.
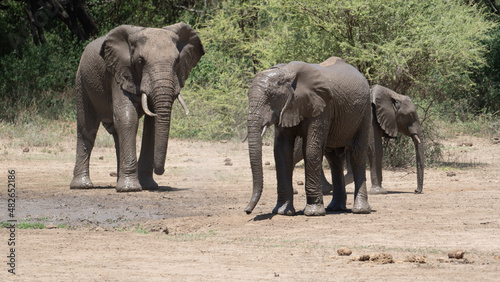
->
xmin=245 ymin=83 xmax=268 ymax=214
xmin=412 ymin=130 xmax=425 ymax=193
xmin=245 ymin=118 xmax=264 ymax=214
xmin=151 ymin=85 xmax=175 ymax=175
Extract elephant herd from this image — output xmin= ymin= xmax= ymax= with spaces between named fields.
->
xmin=70 ymin=23 xmax=424 ymax=216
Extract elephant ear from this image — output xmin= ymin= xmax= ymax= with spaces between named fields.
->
xmin=99 ymin=25 xmax=141 ymax=94
xmin=163 ymin=22 xmax=205 ymax=88
xmin=372 ymin=85 xmax=399 ymax=138
xmin=279 ymin=62 xmax=332 ymax=128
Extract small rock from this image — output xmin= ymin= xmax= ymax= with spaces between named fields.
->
xmin=448 ymin=250 xmax=465 ymax=259
xmin=446 ymin=171 xmax=456 ymax=177
xmin=110 ymin=172 xmax=118 ymax=177
xmin=337 ymin=247 xmax=352 ymax=256
xmin=220 ymin=140 xmax=228 ymax=144
xmin=23 ymin=147 xmax=29 ymax=153
xmin=405 ymin=255 xmax=426 ymax=263
xmin=459 ymin=142 xmax=473 ymax=147
xmin=370 ymin=253 xmax=394 ymax=264
xmin=224 ymin=158 xmax=233 ymax=166
xmin=358 ymin=254 xmax=370 ymax=261
xmin=99 ymin=156 xmax=104 ymax=160
xmin=297 ymin=181 xmax=304 ymax=185
xmin=493 ymin=137 xmax=500 ymax=144
xmin=45 ymin=223 xmax=58 ymax=229
xmin=265 ymin=161 xmax=271 ymax=165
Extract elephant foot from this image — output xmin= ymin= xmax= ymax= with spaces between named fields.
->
xmin=368 ymin=186 xmax=387 ymax=195
xmin=272 ymin=201 xmax=296 ymax=216
xmin=304 ymin=203 xmax=326 ymax=216
xmin=326 ymin=200 xmax=347 ymax=212
xmin=352 ymin=196 xmax=371 ymax=214
xmin=70 ymin=174 xmax=94 ymax=189
xmin=116 ymin=176 xmax=142 ymax=192
xmin=139 ymin=175 xmax=159 ymax=190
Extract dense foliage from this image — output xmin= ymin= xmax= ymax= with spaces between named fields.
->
xmin=1 ymin=0 xmax=499 ymax=165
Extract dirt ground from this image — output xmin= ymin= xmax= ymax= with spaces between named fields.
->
xmin=1 ymin=128 xmax=500 ymax=281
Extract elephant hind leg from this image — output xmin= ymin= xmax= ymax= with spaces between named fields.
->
xmin=325 ymin=148 xmax=347 ymax=212
xmin=349 ymin=149 xmax=371 ymax=214
xmin=70 ymin=102 xmax=99 ymax=189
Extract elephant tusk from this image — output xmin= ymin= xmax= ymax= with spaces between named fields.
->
xmin=261 ymin=125 xmax=268 ymax=137
xmin=178 ymin=94 xmax=189 ymax=115
xmin=413 ymin=134 xmax=421 ymax=144
xmin=141 ymin=93 xmax=158 ymax=117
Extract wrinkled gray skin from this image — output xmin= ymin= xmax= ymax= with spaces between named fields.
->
xmin=293 ymin=84 xmax=425 ymax=194
xmin=245 ymin=57 xmax=372 ymax=216
xmin=70 ymin=23 xmax=204 ymax=192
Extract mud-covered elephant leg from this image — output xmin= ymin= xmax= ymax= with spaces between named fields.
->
xmin=138 ymin=115 xmax=158 ymax=190
xmin=325 ymin=148 xmax=347 ymax=211
xmin=273 ymin=127 xmax=296 ymax=215
xmin=302 ymin=120 xmax=328 ymax=216
xmin=111 ymin=131 xmax=120 ymax=180
xmin=293 ymin=136 xmax=332 ymax=194
xmin=368 ymin=113 xmax=387 ymax=194
xmin=113 ymin=91 xmax=141 ymax=192
xmin=70 ymin=87 xmax=99 ymax=189
xmin=349 ymin=147 xmax=371 ymax=214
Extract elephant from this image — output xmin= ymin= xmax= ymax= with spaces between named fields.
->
xmin=293 ymin=84 xmax=425 ymax=194
xmin=70 ymin=22 xmax=204 ymax=192
xmin=244 ymin=56 xmax=372 ymax=216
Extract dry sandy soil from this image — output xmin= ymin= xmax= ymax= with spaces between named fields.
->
xmin=1 ymin=127 xmax=499 ymax=281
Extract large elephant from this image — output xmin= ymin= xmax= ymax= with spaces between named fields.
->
xmin=70 ymin=23 xmax=204 ymax=192
xmin=293 ymin=84 xmax=425 ymax=194
xmin=244 ymin=57 xmax=372 ymax=216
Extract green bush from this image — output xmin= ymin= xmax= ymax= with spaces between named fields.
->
xmin=0 ymin=37 xmax=83 ymax=121
xmin=1 ymin=0 xmax=498 ymax=165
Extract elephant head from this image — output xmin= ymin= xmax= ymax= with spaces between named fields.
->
xmin=99 ymin=23 xmax=204 ymax=175
xmin=245 ymin=62 xmax=332 ymax=214
xmin=371 ymin=84 xmax=424 ymax=193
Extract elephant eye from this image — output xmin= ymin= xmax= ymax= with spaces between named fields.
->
xmin=137 ymin=57 xmax=145 ymax=66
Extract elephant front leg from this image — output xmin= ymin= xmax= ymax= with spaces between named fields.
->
xmin=302 ymin=132 xmax=326 ymax=216
xmin=138 ymin=115 xmax=158 ymax=190
xmin=325 ymin=148 xmax=347 ymax=212
xmin=273 ymin=128 xmax=296 ymax=216
xmin=113 ymin=101 xmax=142 ymax=192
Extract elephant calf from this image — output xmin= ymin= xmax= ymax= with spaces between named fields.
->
xmin=70 ymin=23 xmax=204 ymax=192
